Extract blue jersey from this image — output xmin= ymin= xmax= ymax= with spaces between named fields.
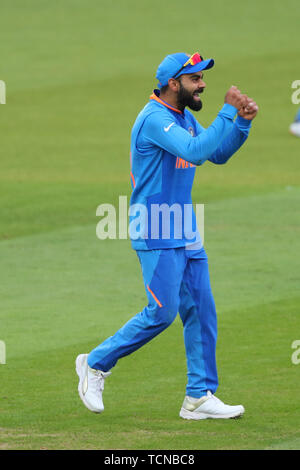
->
xmin=129 ymin=89 xmax=251 ymax=250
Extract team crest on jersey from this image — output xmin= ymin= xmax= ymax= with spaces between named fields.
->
xmin=188 ymin=126 xmax=195 ymax=136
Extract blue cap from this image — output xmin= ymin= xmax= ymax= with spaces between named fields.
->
xmin=156 ymin=52 xmax=214 ymax=89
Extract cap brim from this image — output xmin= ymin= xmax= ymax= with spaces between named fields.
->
xmin=179 ymin=58 xmax=214 ymax=76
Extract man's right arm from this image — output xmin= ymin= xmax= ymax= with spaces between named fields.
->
xmin=137 ymin=86 xmax=247 ymax=166
xmin=138 ymin=104 xmax=238 ymax=166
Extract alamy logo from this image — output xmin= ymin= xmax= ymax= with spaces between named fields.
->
xmin=291 ymin=80 xmax=300 ymax=105
xmin=96 ymin=195 xmax=204 ymax=249
xmin=291 ymin=340 xmax=300 ymax=365
xmin=0 ymin=340 xmax=6 ymax=364
xmin=0 ymin=80 xmax=6 ymax=104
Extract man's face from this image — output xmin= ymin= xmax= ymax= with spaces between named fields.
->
xmin=177 ymin=72 xmax=206 ymax=111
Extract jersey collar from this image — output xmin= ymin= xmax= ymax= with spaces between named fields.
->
xmin=150 ymin=89 xmax=183 ymax=114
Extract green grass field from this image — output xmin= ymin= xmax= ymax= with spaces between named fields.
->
xmin=1 ymin=0 xmax=300 ymax=450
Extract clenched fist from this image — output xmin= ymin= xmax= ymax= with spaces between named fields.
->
xmin=225 ymin=86 xmax=259 ymax=120
xmin=224 ymin=86 xmax=247 ymax=111
xmin=238 ymin=96 xmax=259 ymax=120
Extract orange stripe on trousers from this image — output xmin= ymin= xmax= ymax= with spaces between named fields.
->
xmin=147 ymin=285 xmax=163 ymax=308
xmin=130 ymin=171 xmax=136 ymax=188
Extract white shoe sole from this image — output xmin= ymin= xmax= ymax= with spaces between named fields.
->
xmin=179 ymin=407 xmax=245 ymax=420
xmin=289 ymin=123 xmax=300 ymax=137
xmin=75 ymin=354 xmax=103 ymax=413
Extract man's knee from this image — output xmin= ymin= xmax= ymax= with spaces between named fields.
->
xmin=156 ymin=302 xmax=178 ymax=329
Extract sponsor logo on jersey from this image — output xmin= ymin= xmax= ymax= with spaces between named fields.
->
xmin=175 ymin=157 xmax=196 ymax=169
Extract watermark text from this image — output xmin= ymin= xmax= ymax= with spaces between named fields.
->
xmin=96 ymin=196 xmax=204 ymax=248
xmin=291 ymin=80 xmax=300 ymax=104
xmin=0 ymin=80 xmax=6 ymax=104
xmin=0 ymin=340 xmax=6 ymax=364
xmin=291 ymin=340 xmax=300 ymax=365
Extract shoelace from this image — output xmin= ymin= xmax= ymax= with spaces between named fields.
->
xmin=89 ymin=368 xmax=111 ymax=392
xmin=207 ymin=391 xmax=223 ymax=404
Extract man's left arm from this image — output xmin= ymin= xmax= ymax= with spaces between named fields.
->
xmin=198 ymin=96 xmax=259 ymax=165
xmin=208 ymin=116 xmax=251 ymax=164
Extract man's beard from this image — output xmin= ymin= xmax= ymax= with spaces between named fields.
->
xmin=177 ymin=82 xmax=203 ymax=112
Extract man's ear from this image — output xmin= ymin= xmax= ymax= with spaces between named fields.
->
xmin=168 ymin=78 xmax=180 ymax=92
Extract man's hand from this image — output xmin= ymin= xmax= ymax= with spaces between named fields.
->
xmin=224 ymin=86 xmax=259 ymax=120
xmin=238 ymin=96 xmax=259 ymax=120
xmin=224 ymin=86 xmax=247 ymax=111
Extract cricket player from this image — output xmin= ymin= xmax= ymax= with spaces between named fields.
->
xmin=76 ymin=52 xmax=258 ymax=420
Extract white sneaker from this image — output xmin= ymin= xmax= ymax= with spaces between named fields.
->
xmin=179 ymin=391 xmax=245 ymax=420
xmin=289 ymin=121 xmax=300 ymax=137
xmin=75 ymin=354 xmax=111 ymax=413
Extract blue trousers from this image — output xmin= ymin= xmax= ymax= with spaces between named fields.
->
xmin=88 ymin=246 xmax=218 ymax=398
